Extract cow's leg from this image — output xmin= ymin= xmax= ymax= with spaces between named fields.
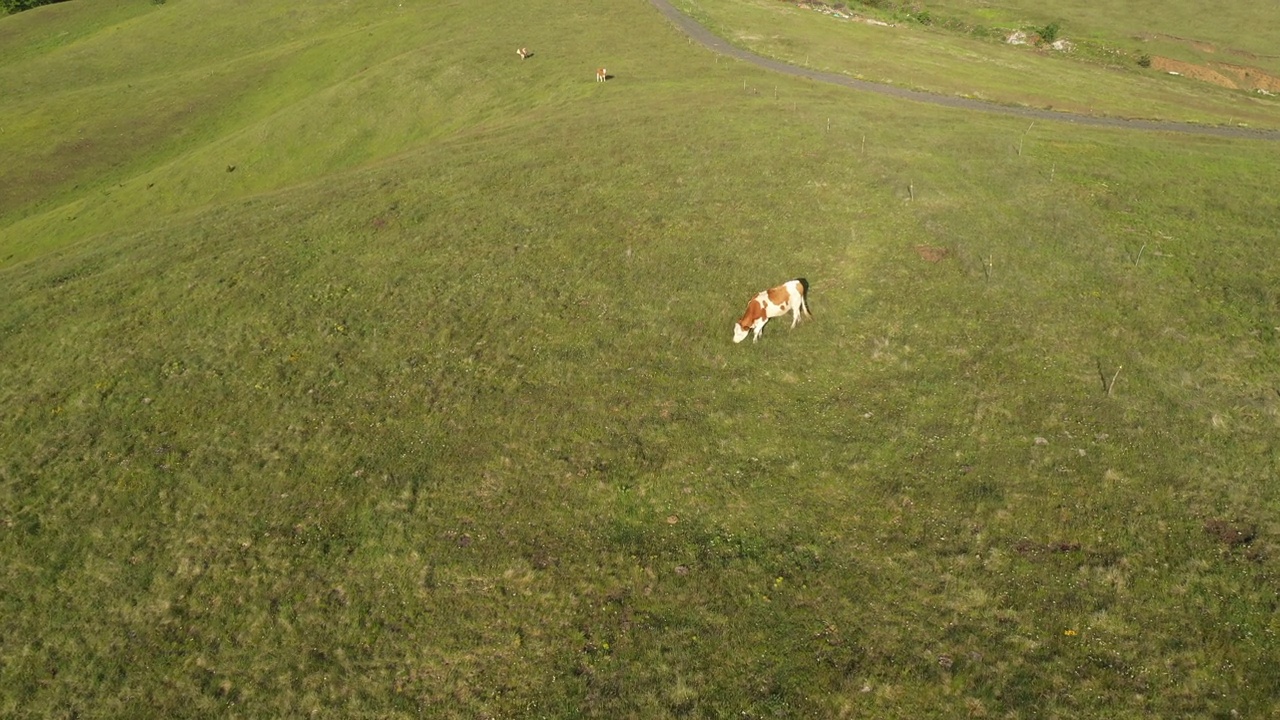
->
xmin=791 ymin=301 xmax=807 ymax=327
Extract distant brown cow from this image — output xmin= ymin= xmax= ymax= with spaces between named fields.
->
xmin=517 ymin=47 xmax=531 ymax=60
xmin=596 ymin=67 xmax=608 ymax=82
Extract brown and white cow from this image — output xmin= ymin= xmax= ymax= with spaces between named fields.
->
xmin=733 ymin=278 xmax=811 ymax=343
xmin=517 ymin=47 xmax=531 ymax=60
xmin=596 ymin=67 xmax=608 ymax=82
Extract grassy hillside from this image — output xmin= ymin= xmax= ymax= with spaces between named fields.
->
xmin=2 ymin=0 xmax=1279 ymax=717
xmin=926 ymin=0 xmax=1280 ymax=72
xmin=673 ymin=0 xmax=1280 ymax=128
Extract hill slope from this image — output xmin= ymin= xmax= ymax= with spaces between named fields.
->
xmin=2 ymin=0 xmax=1279 ymax=717
xmin=0 ymin=0 xmax=629 ymax=265
xmin=670 ymin=0 xmax=1280 ymax=130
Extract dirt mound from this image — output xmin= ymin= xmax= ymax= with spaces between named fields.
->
xmin=1150 ymin=56 xmax=1280 ymax=93
xmin=1214 ymin=62 xmax=1280 ymax=93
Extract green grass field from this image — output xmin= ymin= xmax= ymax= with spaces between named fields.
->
xmin=2 ymin=0 xmax=1279 ymax=717
xmin=673 ymin=0 xmax=1280 ymax=128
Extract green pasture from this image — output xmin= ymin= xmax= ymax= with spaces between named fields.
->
xmin=673 ymin=0 xmax=1280 ymax=128
xmin=924 ymin=0 xmax=1280 ymax=71
xmin=2 ymin=0 xmax=1278 ymax=717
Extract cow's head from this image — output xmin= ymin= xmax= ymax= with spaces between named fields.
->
xmin=733 ymin=323 xmax=750 ymax=343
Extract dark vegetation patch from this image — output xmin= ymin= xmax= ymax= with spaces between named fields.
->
xmin=1014 ymin=538 xmax=1083 ymax=558
xmin=1204 ymin=518 xmax=1257 ymax=547
xmin=914 ymin=244 xmax=951 ymax=262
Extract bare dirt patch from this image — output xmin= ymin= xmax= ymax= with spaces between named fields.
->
xmin=1150 ymin=57 xmax=1236 ymax=87
xmin=1134 ymin=32 xmax=1280 ymax=92
xmin=914 ymin=245 xmax=951 ymax=262
xmin=1213 ymin=63 xmax=1280 ymax=93
xmin=1149 ymin=56 xmax=1280 ymax=93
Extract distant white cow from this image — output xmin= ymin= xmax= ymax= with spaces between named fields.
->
xmin=596 ymin=67 xmax=608 ymax=82
xmin=517 ymin=47 xmax=531 ymax=60
xmin=733 ymin=278 xmax=811 ymax=343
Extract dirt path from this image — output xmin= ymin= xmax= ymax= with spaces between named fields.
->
xmin=647 ymin=0 xmax=1280 ymax=141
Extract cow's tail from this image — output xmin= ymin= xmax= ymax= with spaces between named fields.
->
xmin=796 ymin=277 xmax=813 ymax=317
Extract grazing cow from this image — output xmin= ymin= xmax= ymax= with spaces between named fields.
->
xmin=733 ymin=278 xmax=811 ymax=343
xmin=596 ymin=67 xmax=608 ymax=82
xmin=517 ymin=47 xmax=531 ymax=60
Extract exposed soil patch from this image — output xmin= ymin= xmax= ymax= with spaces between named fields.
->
xmin=1150 ymin=56 xmax=1280 ymax=93
xmin=1215 ymin=63 xmax=1280 ymax=93
xmin=1150 ymin=57 xmax=1237 ymax=87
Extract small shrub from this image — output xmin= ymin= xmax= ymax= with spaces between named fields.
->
xmin=1137 ymin=54 xmax=1152 ymax=68
xmin=1036 ymin=21 xmax=1061 ymax=45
